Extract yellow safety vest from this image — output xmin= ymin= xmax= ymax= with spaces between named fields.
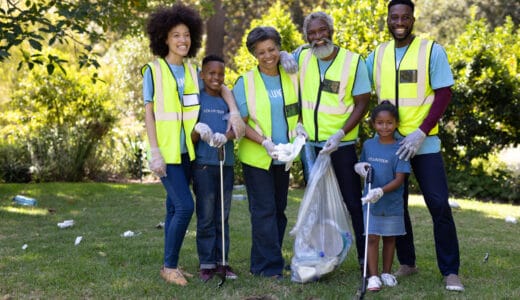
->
xmin=142 ymin=58 xmax=200 ymax=163
xmin=238 ymin=66 xmax=299 ymax=170
xmin=373 ymin=38 xmax=436 ymax=136
xmin=299 ymin=47 xmax=360 ymax=142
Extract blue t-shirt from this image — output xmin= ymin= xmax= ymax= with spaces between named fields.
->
xmin=194 ymin=90 xmax=234 ymax=166
xmin=233 ymin=71 xmax=289 ymax=165
xmin=365 ymin=42 xmax=454 ymax=154
xmin=142 ymin=63 xmax=188 ymax=154
xmin=292 ymin=46 xmax=372 ymax=147
xmin=360 ymin=137 xmax=411 ymax=216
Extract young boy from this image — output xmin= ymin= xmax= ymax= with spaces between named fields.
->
xmin=191 ymin=55 xmax=237 ymax=282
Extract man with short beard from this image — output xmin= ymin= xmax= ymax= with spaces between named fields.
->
xmin=293 ymin=11 xmax=371 ymax=272
xmin=365 ymin=0 xmax=464 ymax=292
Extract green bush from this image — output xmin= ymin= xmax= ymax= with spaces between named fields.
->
xmin=0 ymin=143 xmax=31 ymax=183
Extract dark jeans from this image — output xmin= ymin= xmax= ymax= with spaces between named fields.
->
xmin=192 ymin=164 xmax=234 ymax=269
xmin=243 ymin=163 xmax=289 ymax=277
xmin=313 ymin=145 xmax=365 ymax=264
xmin=161 ymin=154 xmax=194 ymax=268
xmin=395 ymin=152 xmax=460 ymax=276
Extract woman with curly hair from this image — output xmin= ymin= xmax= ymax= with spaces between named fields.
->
xmin=141 ymin=4 xmax=203 ymax=286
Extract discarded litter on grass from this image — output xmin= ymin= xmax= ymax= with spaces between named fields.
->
xmin=57 ymin=220 xmax=74 ymax=229
xmin=449 ymin=200 xmax=460 ymax=209
xmin=121 ymin=230 xmax=141 ymax=237
xmin=155 ymin=222 xmax=164 ymax=229
xmin=12 ymin=195 xmax=37 ymax=206
xmin=505 ymin=216 xmax=517 ymax=224
xmin=22 ymin=244 xmax=28 ymax=250
xmin=74 ymin=236 xmax=83 ymax=246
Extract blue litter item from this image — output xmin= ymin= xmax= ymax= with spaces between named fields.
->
xmin=12 ymin=195 xmax=37 ymax=206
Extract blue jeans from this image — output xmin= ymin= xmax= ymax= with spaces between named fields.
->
xmin=313 ymin=145 xmax=365 ymax=264
xmin=395 ymin=152 xmax=460 ymax=276
xmin=243 ymin=163 xmax=289 ymax=277
xmin=161 ymin=154 xmax=194 ymax=268
xmin=192 ymin=163 xmax=234 ymax=269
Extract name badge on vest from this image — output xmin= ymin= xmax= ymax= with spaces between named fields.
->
xmin=322 ymin=79 xmax=340 ymax=94
xmin=399 ymin=70 xmax=418 ymax=83
xmin=182 ymin=94 xmax=199 ymax=107
xmin=284 ymin=102 xmax=299 ymax=117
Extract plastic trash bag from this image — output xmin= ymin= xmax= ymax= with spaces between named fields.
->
xmin=289 ymin=153 xmax=353 ymax=283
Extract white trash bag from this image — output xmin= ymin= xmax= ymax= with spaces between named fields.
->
xmin=289 ymin=153 xmax=353 ymax=283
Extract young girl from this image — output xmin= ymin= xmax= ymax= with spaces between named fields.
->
xmin=354 ymin=101 xmax=411 ymax=291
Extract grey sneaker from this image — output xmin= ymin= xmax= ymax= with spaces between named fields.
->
xmin=445 ymin=274 xmax=464 ymax=291
xmin=394 ymin=264 xmax=418 ymax=277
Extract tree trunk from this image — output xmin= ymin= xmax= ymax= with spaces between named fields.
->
xmin=205 ymin=0 xmax=225 ymax=58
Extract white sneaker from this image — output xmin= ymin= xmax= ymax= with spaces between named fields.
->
xmin=367 ymin=275 xmax=382 ymax=291
xmin=381 ymin=273 xmax=398 ymax=287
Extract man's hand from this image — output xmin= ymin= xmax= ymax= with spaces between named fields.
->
xmin=354 ymin=162 xmax=371 ymax=177
xmin=262 ymin=138 xmax=278 ymax=160
xmin=279 ymin=51 xmax=298 ymax=74
xmin=396 ymin=129 xmax=426 ymax=161
xmin=210 ymin=133 xmax=227 ymax=148
xmin=194 ymin=123 xmax=213 ymax=143
xmin=149 ymin=147 xmax=166 ymax=178
xmin=321 ymin=129 xmax=345 ymax=154
xmin=361 ymin=188 xmax=384 ymax=204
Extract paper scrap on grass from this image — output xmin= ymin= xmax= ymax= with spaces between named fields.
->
xmin=74 ymin=236 xmax=83 ymax=246
xmin=449 ymin=200 xmax=460 ymax=209
xmin=505 ymin=216 xmax=517 ymax=224
xmin=22 ymin=244 xmax=28 ymax=250
xmin=57 ymin=220 xmax=74 ymax=229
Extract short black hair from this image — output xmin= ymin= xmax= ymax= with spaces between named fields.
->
xmin=246 ymin=26 xmax=281 ymax=55
xmin=202 ymin=54 xmax=225 ymax=66
xmin=371 ymin=100 xmax=399 ymax=123
xmin=388 ymin=0 xmax=415 ymax=13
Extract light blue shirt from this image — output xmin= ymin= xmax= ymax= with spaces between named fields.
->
xmin=142 ymin=63 xmax=188 ymax=154
xmin=233 ymin=71 xmax=289 ymax=165
xmin=365 ymin=42 xmax=454 ymax=154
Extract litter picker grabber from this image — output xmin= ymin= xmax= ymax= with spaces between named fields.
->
xmin=354 ymin=165 xmax=373 ymax=300
xmin=217 ymin=146 xmax=226 ymax=288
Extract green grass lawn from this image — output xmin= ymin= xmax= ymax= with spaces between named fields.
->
xmin=1 ymin=182 xmax=519 ymax=299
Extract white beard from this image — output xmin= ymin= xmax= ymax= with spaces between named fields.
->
xmin=311 ymin=39 xmax=334 ymax=59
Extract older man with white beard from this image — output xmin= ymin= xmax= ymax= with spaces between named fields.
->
xmin=290 ymin=11 xmax=371 ymax=271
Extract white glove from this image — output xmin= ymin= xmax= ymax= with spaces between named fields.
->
xmin=228 ymin=111 xmax=245 ymax=139
xmin=361 ymin=188 xmax=384 ymax=204
xmin=149 ymin=147 xmax=166 ymax=177
xmin=296 ymin=122 xmax=309 ymax=140
xmin=320 ymin=129 xmax=345 ymax=154
xmin=279 ymin=51 xmax=298 ymax=74
xmin=396 ymin=128 xmax=426 ymax=161
xmin=272 ymin=135 xmax=306 ymax=171
xmin=194 ymin=123 xmax=213 ymax=143
xmin=210 ymin=132 xmax=227 ymax=148
xmin=354 ymin=162 xmax=371 ymax=177
xmin=262 ymin=138 xmax=278 ymax=160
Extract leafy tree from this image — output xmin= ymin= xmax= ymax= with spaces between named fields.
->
xmin=328 ymin=0 xmax=389 ymax=57
xmin=0 ymin=0 xmax=150 ymax=74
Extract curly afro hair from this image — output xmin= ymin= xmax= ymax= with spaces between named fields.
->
xmin=146 ymin=4 xmax=203 ymax=58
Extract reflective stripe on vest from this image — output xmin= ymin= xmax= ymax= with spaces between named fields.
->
xmin=374 ymin=38 xmax=437 ymax=136
xmin=144 ymin=59 xmax=200 ymax=163
xmin=299 ymin=47 xmax=359 ymax=142
xmin=238 ymin=66 xmax=299 ymax=170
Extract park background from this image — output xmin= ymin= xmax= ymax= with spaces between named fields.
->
xmin=0 ymin=1 xmax=519 ymax=298
xmin=0 ymin=0 xmax=518 ymax=202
